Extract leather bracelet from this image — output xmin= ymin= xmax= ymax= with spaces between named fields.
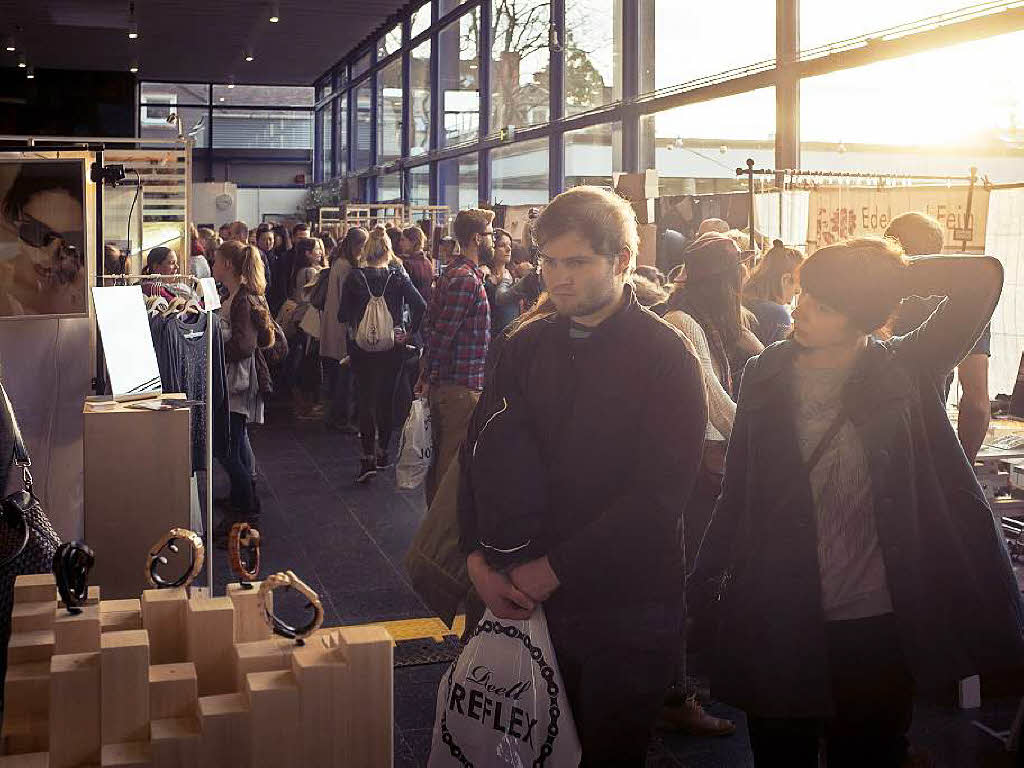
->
xmin=228 ymin=522 xmax=261 ymax=585
xmin=53 ymin=540 xmax=95 ymax=614
xmin=258 ymin=570 xmax=324 ymax=642
xmin=146 ymin=528 xmax=205 ymax=590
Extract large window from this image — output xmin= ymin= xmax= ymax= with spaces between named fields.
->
xmin=378 ymin=171 xmax=402 ymax=201
xmin=411 ymin=2 xmax=431 ymax=38
xmin=439 ymin=9 xmax=480 ymax=147
xmin=322 ymin=109 xmax=333 ymax=178
xmin=565 ymin=122 xmax=622 ymax=189
xmin=493 ymin=138 xmax=548 ymax=204
xmin=353 ymin=81 xmax=374 ymax=170
xmin=212 ymin=85 xmax=314 ymax=107
xmin=801 ymin=0 xmax=975 ymax=53
xmin=565 ymin=0 xmax=621 ymax=116
xmin=213 ymin=110 xmax=312 ymax=150
xmin=336 ymin=98 xmax=348 ymax=175
xmin=490 ymin=0 xmax=550 ymax=131
xmin=438 ymin=154 xmax=478 ymax=209
xmin=640 ymin=87 xmax=775 ymax=195
xmin=377 ymin=59 xmax=404 ymax=164
xmin=408 ymin=165 xmax=431 ymax=206
xmin=140 ymin=105 xmax=209 ymax=147
xmin=410 ymin=40 xmax=432 ymax=156
xmin=639 ymin=0 xmax=774 ymax=94
xmin=379 ymin=24 xmax=402 ymax=59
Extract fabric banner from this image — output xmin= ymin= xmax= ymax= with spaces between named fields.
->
xmin=806 ymin=186 xmax=989 ymax=253
xmin=754 ymin=191 xmax=811 ymax=249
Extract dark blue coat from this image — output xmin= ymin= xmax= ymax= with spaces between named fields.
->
xmin=692 ymin=255 xmax=1024 ymax=718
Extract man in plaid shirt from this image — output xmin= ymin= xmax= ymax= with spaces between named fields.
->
xmin=416 ymin=208 xmax=494 ymax=505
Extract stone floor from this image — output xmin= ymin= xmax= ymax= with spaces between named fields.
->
xmin=217 ymin=411 xmax=1022 ymax=767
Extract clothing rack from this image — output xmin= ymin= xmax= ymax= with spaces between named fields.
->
xmin=735 ymin=159 xmax=981 ymax=251
xmin=98 ymin=272 xmax=216 ymax=594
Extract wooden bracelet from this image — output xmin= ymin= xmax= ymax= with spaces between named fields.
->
xmin=146 ymin=528 xmax=205 ymax=589
xmin=228 ymin=522 xmax=261 ymax=583
xmin=258 ymin=570 xmax=324 ymax=641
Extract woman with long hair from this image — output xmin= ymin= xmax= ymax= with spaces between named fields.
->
xmin=321 ymin=226 xmax=368 ymax=432
xmin=744 ymin=239 xmax=805 ymax=346
xmin=141 ymin=246 xmax=180 ymax=301
xmin=212 ymin=240 xmax=275 ymax=525
xmin=692 ymin=237 xmax=1024 ymax=766
xmin=340 ymin=225 xmax=426 ymax=482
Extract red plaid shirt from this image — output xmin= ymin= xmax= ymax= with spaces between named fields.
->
xmin=422 ymin=257 xmax=491 ymax=391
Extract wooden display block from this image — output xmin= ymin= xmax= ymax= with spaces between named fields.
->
xmin=60 ymin=584 xmax=101 ymax=609
xmin=84 ymin=396 xmax=191 ymax=599
xmin=4 ymin=661 xmax=49 ymax=718
xmin=101 ymin=599 xmax=143 ymax=633
xmin=54 ymin=603 xmax=101 ymax=654
xmin=614 ymin=169 xmax=659 ymax=201
xmin=232 ymin=638 xmax=292 ymax=692
xmin=13 ymin=574 xmax=56 ymax=605
xmin=149 ymin=663 xmax=198 ymax=720
xmin=101 ymin=741 xmax=152 ymax=767
xmin=185 ymin=597 xmax=235 ymax=696
xmin=338 ymin=626 xmax=393 ymax=768
xmin=245 ymin=670 xmax=299 ymax=768
xmin=11 ymin=602 xmax=54 ymax=634
xmin=0 ymin=753 xmax=48 ymax=767
xmin=150 ymin=717 xmax=200 ymax=768
xmin=141 ymin=589 xmax=187 ymax=664
xmin=1 ymin=714 xmax=48 ymax=755
xmin=637 ymin=223 xmax=658 ymax=267
xmin=292 ymin=633 xmax=350 ymax=767
xmin=49 ymin=652 xmax=101 ymax=768
xmin=101 ymin=630 xmax=151 ymax=745
xmin=227 ymin=583 xmax=272 ymax=643
xmin=631 ymin=198 xmax=656 ymax=225
xmin=198 ymin=693 xmax=250 ymax=768
xmin=8 ymin=630 xmax=55 ymax=665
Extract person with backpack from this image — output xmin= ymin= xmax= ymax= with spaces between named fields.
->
xmin=340 ymin=225 xmax=427 ymax=482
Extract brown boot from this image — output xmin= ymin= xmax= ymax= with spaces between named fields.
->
xmin=658 ymin=694 xmax=736 ymax=737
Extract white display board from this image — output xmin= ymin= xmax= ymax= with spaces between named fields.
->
xmin=91 ymin=285 xmax=162 ymax=399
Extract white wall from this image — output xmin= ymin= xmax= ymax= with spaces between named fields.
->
xmin=192 ymin=182 xmax=238 ymax=229
xmin=235 ymin=188 xmax=308 ymax=227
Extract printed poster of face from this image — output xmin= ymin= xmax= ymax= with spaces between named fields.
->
xmin=0 ymin=159 xmax=89 ymax=318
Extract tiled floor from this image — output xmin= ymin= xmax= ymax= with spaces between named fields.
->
xmin=223 ymin=411 xmax=1021 ymax=767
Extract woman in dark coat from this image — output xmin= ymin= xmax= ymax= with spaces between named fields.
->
xmin=691 ymin=236 xmax=1024 ymax=767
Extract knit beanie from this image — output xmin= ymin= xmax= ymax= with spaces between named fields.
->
xmin=683 ymin=232 xmax=741 ymax=282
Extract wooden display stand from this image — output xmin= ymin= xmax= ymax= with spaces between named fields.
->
xmin=3 ymin=574 xmax=394 ymax=767
xmin=83 ymin=396 xmax=192 ymax=599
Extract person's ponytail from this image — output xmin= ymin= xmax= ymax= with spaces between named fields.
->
xmin=363 ymin=224 xmax=393 ymax=265
xmin=241 ymin=244 xmax=267 ymax=296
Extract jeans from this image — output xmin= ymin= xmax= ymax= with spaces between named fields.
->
xmin=220 ymin=412 xmax=256 ymax=513
xmin=350 ymin=347 xmax=403 ymax=456
xmin=747 ymin=614 xmax=913 ymax=768
xmin=322 ymin=357 xmax=354 ymax=425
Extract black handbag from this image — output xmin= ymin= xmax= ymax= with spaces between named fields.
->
xmin=0 ymin=378 xmax=61 ymax=698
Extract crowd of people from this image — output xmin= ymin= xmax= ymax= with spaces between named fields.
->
xmin=171 ymin=188 xmax=1023 ymax=767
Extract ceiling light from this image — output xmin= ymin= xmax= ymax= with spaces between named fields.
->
xmin=269 ymin=3 xmax=280 ymax=23
xmin=218 ymin=96 xmax=225 ymax=102
xmin=4 ymin=38 xmax=14 ymax=53
xmin=227 ymin=76 xmax=235 ymax=89
xmin=129 ymin=61 xmax=139 ymax=73
xmin=25 ymin=67 xmax=34 ymax=79
xmin=128 ymin=22 xmax=138 ymax=39
xmin=244 ymin=49 xmax=254 ymax=62
xmin=17 ymin=54 xmax=26 ymax=68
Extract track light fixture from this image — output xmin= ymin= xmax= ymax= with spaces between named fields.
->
xmin=4 ymin=38 xmax=14 ymax=53
xmin=25 ymin=67 xmax=34 ymax=79
xmin=227 ymin=76 xmax=235 ymax=89
xmin=17 ymin=54 xmax=26 ymax=68
xmin=129 ymin=61 xmax=139 ymax=73
xmin=269 ymin=3 xmax=280 ymax=23
xmin=127 ymin=2 xmax=139 ymax=39
xmin=244 ymin=49 xmax=254 ymax=62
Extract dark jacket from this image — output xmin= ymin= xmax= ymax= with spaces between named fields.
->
xmin=458 ymin=284 xmax=708 ymax=613
xmin=692 ymin=256 xmax=1024 ymax=718
xmin=339 ymin=264 xmax=427 ymax=336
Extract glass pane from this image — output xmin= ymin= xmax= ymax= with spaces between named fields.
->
xmin=411 ymin=1 xmax=431 ymax=39
xmin=410 ymin=39 xmax=432 ymax=156
xmin=353 ymin=81 xmax=373 ymax=170
xmin=315 ymin=78 xmax=332 ymax=101
xmin=336 ymin=97 xmax=348 ymax=175
xmin=212 ymin=109 xmax=313 ymax=149
xmin=322 ymin=109 xmax=334 ymax=179
xmin=408 ymin=165 xmax=431 ymax=206
xmin=438 ymin=154 xmax=478 ymax=209
xmin=491 ymin=0 xmax=550 ymax=130
xmin=639 ymin=0 xmax=774 ymax=94
xmin=140 ymin=105 xmax=209 ymax=147
xmin=639 ymin=87 xmax=774 ymax=195
xmin=565 ymin=0 xmax=621 ymax=116
xmin=440 ymin=0 xmax=467 ymax=16
xmin=213 ymin=84 xmax=314 ymax=106
xmin=378 ymin=172 xmax=402 ymax=202
xmin=802 ymin=0 xmax=974 ymax=53
xmin=379 ymin=25 xmax=402 ymax=59
xmin=353 ymin=53 xmax=371 ymax=78
xmin=439 ymin=9 xmax=480 ymax=147
xmin=801 ymin=30 xmax=1024 ymax=181
xmin=493 ymin=138 xmax=548 ymax=205
xmin=141 ymin=82 xmax=208 ymax=105
xmin=565 ymin=122 xmax=622 ymax=188
xmin=377 ymin=59 xmax=403 ymax=165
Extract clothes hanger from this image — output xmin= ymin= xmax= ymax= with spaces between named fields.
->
xmin=163 ymin=296 xmax=187 ymax=316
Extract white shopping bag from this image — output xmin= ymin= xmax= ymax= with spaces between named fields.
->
xmin=299 ymin=306 xmax=321 ymax=339
xmin=397 ymin=398 xmax=432 ymax=490
xmin=427 ymin=607 xmax=582 ymax=768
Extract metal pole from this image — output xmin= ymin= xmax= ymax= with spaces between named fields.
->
xmin=746 ymin=158 xmax=755 ymax=250
xmin=205 ymin=306 xmax=214 ymax=594
xmin=962 ymin=166 xmax=977 ymax=252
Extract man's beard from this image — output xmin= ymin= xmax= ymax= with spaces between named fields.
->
xmin=479 ymin=242 xmax=494 ymax=264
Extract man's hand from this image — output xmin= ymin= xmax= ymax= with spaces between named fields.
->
xmin=468 ymin=552 xmax=535 ymax=620
xmin=509 ymin=557 xmax=560 ymax=603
